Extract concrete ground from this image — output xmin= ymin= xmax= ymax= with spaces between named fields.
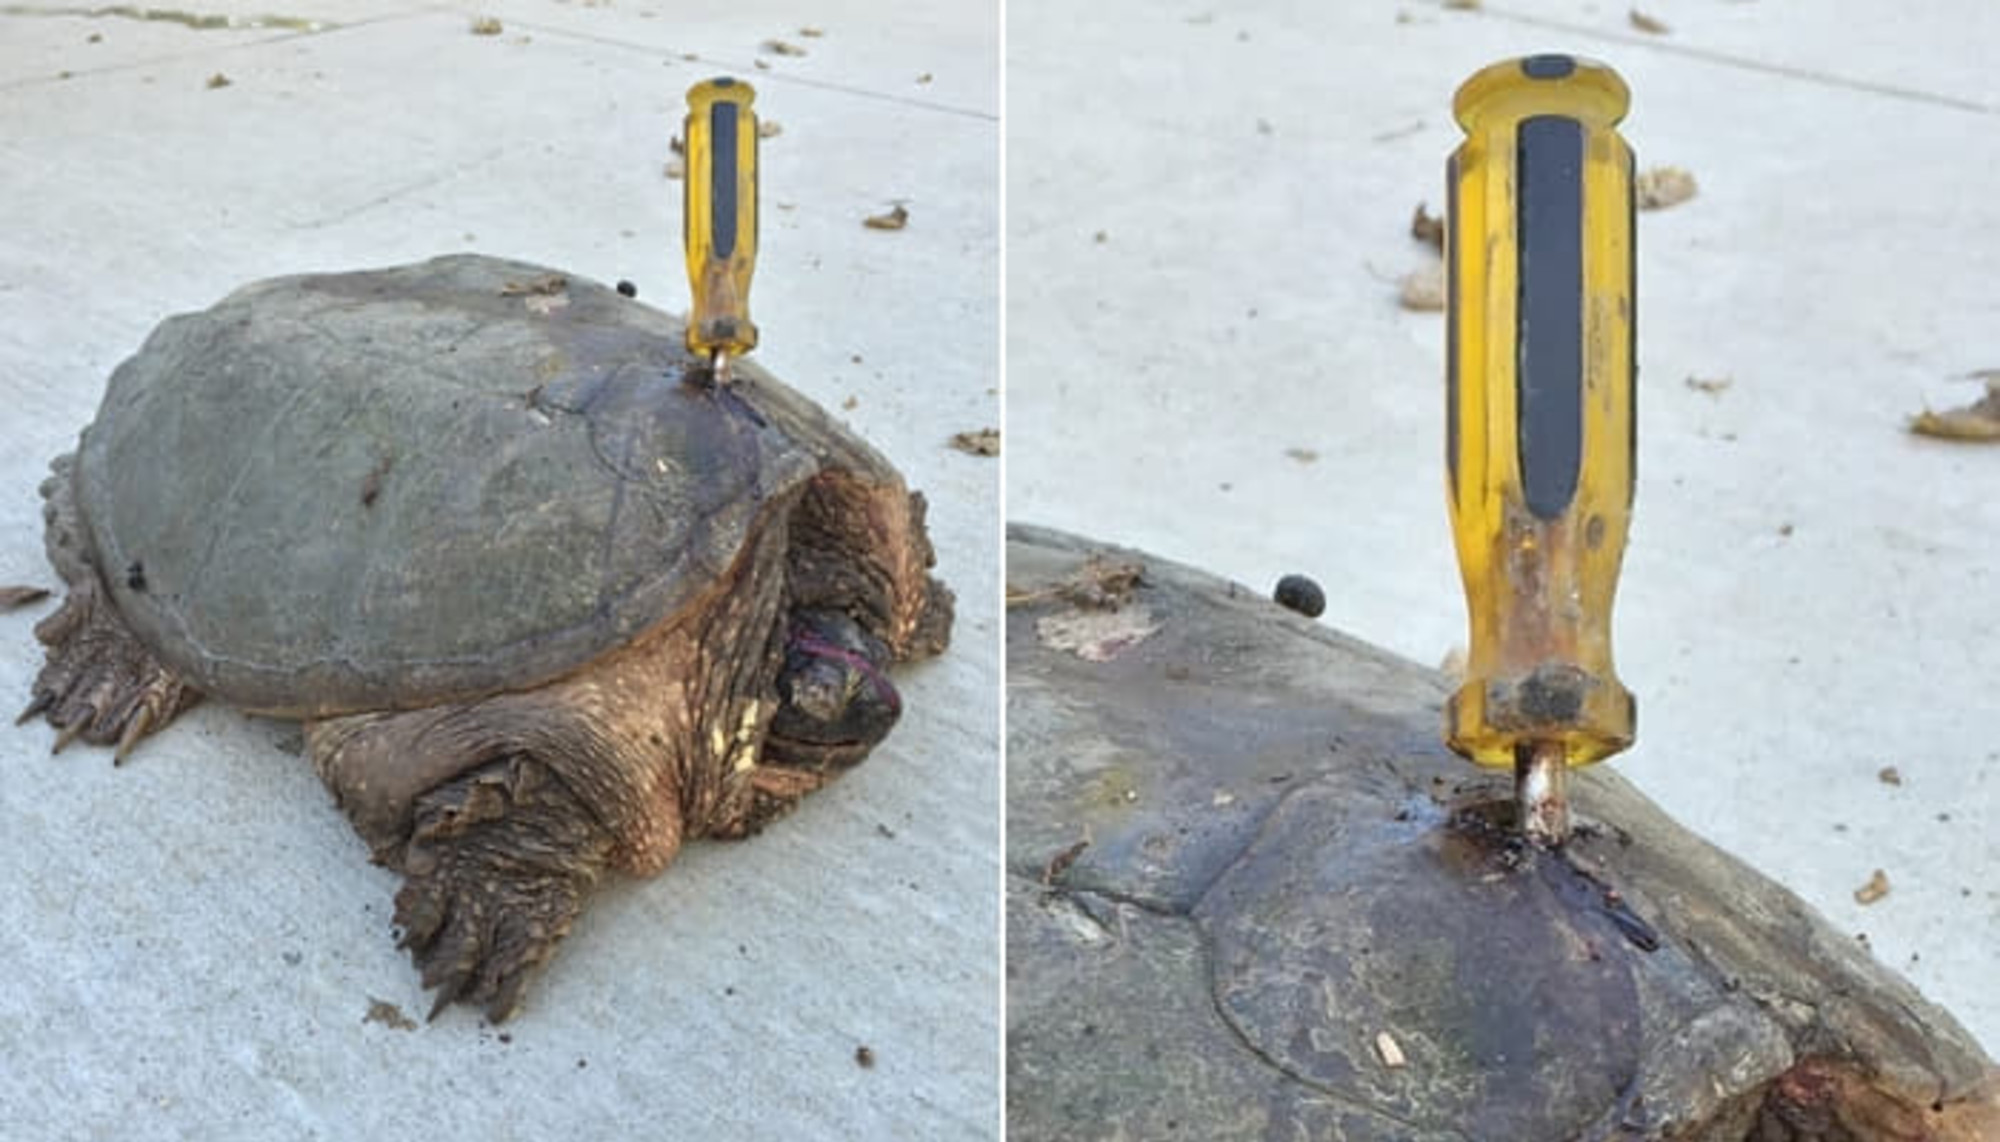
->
xmin=0 ymin=1 xmax=996 ymax=1138
xmin=1009 ymin=0 xmax=1997 ymax=1055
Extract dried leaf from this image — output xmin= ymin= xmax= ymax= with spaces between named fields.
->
xmin=1629 ymin=9 xmax=1670 ymax=34
xmin=864 ymin=204 xmax=910 ymax=231
xmin=1854 ymin=869 xmax=1891 ymax=906
xmin=363 ymin=998 xmax=417 ymax=1030
xmin=1398 ymin=264 xmax=1444 ymax=311
xmin=762 ymin=39 xmax=807 ymax=56
xmin=1636 ymin=166 xmax=1698 ymax=210
xmin=1042 ymin=839 xmax=1090 ymax=885
xmin=500 ymin=275 xmax=567 ymax=297
xmin=1411 ymin=203 xmax=1444 ymax=251
xmin=1007 ymin=555 xmax=1144 ymax=612
xmin=949 ymin=427 xmax=999 ymax=456
xmin=915 ymin=72 xmax=933 ymax=84
xmin=663 ymin=157 xmax=685 ymax=180
xmin=757 ymin=119 xmax=783 ymax=139
xmin=1684 ymin=375 xmax=1732 ymax=396
xmin=1909 ymin=379 xmax=2000 ymax=441
xmin=469 ymin=15 xmax=502 ymax=35
xmin=798 ymin=26 xmax=825 ymax=38
xmin=205 ymin=71 xmax=231 ymax=88
xmin=1284 ymin=447 xmax=1319 ymax=464
xmin=1877 ymin=766 xmax=1902 ymax=786
xmin=0 ymin=585 xmax=51 ymax=609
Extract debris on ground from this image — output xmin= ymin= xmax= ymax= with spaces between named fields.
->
xmin=1399 ymin=264 xmax=1444 ymax=311
xmin=864 ymin=204 xmax=910 ymax=231
xmin=1878 ymin=766 xmax=1903 ymax=786
xmin=1007 ymin=555 xmax=1144 ymax=611
xmin=469 ymin=15 xmax=502 ymax=35
xmin=1635 ymin=166 xmax=1698 ymax=210
xmin=1042 ymin=839 xmax=1090 ymax=886
xmin=1375 ymin=1031 xmax=1408 ymax=1068
xmin=205 ymin=72 xmax=231 ymax=89
xmin=1442 ymin=0 xmax=1480 ymax=8
xmin=1411 ymin=203 xmax=1444 ymax=251
xmin=949 ymin=427 xmax=998 ymax=456
xmin=1854 ymin=869 xmax=1891 ymax=906
xmin=841 ymin=395 xmax=859 ymax=411
xmin=1685 ymin=375 xmax=1733 ymax=396
xmin=363 ymin=998 xmax=417 ymax=1030
xmin=1284 ymin=447 xmax=1318 ymax=464
xmin=799 ymin=26 xmax=825 ymax=38
xmin=1909 ymin=377 xmax=2000 ymax=441
xmin=763 ymin=39 xmax=807 ymax=57
xmin=1629 ymin=9 xmax=1670 ymax=34
xmin=664 ymin=158 xmax=684 ymax=180
xmin=499 ymin=275 xmax=567 ymax=297
xmin=758 ymin=120 xmax=783 ymax=139
xmin=855 ymin=1045 xmax=876 ymax=1068
xmin=915 ymin=72 xmax=934 ymax=84
xmin=0 ymin=586 xmax=50 ymax=609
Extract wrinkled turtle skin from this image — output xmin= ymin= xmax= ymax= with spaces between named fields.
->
xmin=1006 ymin=526 xmax=1996 ymax=1142
xmin=14 ymin=254 xmax=952 ymax=1020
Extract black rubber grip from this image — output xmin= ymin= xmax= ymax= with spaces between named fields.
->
xmin=1515 ymin=114 xmax=1584 ymax=521
xmin=711 ymin=101 xmax=738 ymax=259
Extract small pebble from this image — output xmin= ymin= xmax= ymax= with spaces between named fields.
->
xmin=616 ymin=280 xmax=637 ymax=298
xmin=1273 ymin=574 xmax=1325 ymax=618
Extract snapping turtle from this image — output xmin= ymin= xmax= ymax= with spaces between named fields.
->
xmin=1006 ymin=526 xmax=1996 ymax=1141
xmin=12 ymin=254 xmax=952 ymax=1020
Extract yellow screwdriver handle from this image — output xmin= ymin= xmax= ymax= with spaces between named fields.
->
xmin=683 ymin=77 xmax=760 ymax=364
xmin=1444 ymin=55 xmax=1637 ymax=770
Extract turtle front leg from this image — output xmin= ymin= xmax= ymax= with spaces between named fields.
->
xmin=20 ymin=454 xmax=200 ymax=760
xmin=392 ymin=753 xmax=614 ymax=1022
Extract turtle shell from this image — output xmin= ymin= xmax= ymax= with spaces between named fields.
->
xmin=1006 ymin=525 xmax=1997 ymax=1142
xmin=74 ymin=255 xmax=820 ymax=717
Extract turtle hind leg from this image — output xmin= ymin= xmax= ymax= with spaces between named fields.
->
xmin=391 ymin=753 xmax=615 ymax=1022
xmin=21 ymin=454 xmax=199 ymax=760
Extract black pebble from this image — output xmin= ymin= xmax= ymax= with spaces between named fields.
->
xmin=616 ymin=280 xmax=637 ymax=298
xmin=125 ymin=561 xmax=147 ymax=592
xmin=1273 ymin=573 xmax=1324 ymax=618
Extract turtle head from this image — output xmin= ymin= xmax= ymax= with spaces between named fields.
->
xmin=765 ymin=610 xmax=901 ymax=768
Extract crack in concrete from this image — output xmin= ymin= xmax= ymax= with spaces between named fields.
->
xmin=0 ymin=4 xmax=334 ymax=32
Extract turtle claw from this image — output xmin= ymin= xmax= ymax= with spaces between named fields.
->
xmin=390 ymin=755 xmax=611 ymax=1022
xmin=114 ymin=707 xmax=154 ymax=764
xmin=50 ymin=719 xmax=85 ymax=754
xmin=20 ymin=581 xmax=198 ymax=758
xmin=16 ymin=691 xmax=53 ymax=726
xmin=395 ymin=856 xmax=588 ymax=1024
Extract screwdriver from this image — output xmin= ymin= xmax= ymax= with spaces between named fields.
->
xmin=683 ymin=77 xmax=760 ymax=385
xmin=1442 ymin=55 xmax=1638 ymax=847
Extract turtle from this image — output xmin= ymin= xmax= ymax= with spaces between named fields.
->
xmin=1005 ymin=525 xmax=1997 ymax=1141
xmin=9 ymin=253 xmax=953 ymax=1021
